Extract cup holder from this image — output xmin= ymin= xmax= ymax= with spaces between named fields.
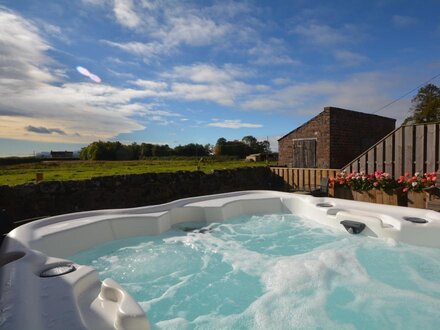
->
xmin=316 ymin=203 xmax=334 ymax=208
xmin=402 ymin=216 xmax=428 ymax=224
xmin=40 ymin=263 xmax=76 ymax=277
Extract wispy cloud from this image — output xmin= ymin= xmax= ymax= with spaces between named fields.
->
xmin=392 ymin=15 xmax=417 ymax=28
xmin=25 ymin=126 xmax=66 ymax=135
xmin=130 ymin=79 xmax=168 ymax=90
xmin=170 ymin=83 xmax=237 ymax=106
xmin=165 ymin=63 xmax=250 ymax=83
xmin=272 ymin=78 xmax=290 ymax=85
xmin=292 ymin=23 xmax=361 ymax=46
xmin=101 ymin=40 xmax=167 ymax=63
xmin=248 ymin=39 xmax=299 ymax=66
xmin=240 ymin=71 xmax=412 ymax=123
xmin=162 ymin=63 xmax=253 ymax=106
xmin=113 ymin=0 xmax=141 ymax=29
xmin=157 ymin=15 xmax=232 ymax=47
xmin=208 ymin=119 xmax=263 ymax=129
xmin=102 ymin=2 xmax=237 ymax=62
xmin=292 ymin=23 xmax=348 ymax=45
xmin=333 ymin=50 xmax=368 ymax=66
xmin=0 ymin=8 xmax=159 ymax=143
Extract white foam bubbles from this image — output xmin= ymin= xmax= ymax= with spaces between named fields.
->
xmin=70 ymin=214 xmax=440 ymax=329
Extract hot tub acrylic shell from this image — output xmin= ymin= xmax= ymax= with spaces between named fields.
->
xmin=1 ymin=190 xmax=440 ymax=330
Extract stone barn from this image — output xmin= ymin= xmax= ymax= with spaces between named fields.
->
xmin=278 ymin=107 xmax=396 ymax=169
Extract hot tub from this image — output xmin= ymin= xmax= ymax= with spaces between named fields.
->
xmin=1 ymin=190 xmax=440 ymax=329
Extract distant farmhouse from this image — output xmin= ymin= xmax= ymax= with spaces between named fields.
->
xmin=278 ymin=107 xmax=396 ymax=169
xmin=36 ymin=151 xmax=80 ymax=159
xmin=50 ymin=151 xmax=74 ymax=158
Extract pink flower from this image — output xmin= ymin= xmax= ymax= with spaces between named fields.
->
xmin=373 ymin=182 xmax=379 ymax=187
xmin=403 ymin=187 xmax=409 ymax=193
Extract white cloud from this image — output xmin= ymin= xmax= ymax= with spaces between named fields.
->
xmin=165 ymin=63 xmax=247 ymax=83
xmin=0 ymin=8 xmax=171 ymax=143
xmin=113 ymin=0 xmax=141 ymax=29
xmin=157 ymin=15 xmax=231 ymax=47
xmin=272 ymin=78 xmax=290 ymax=85
xmin=103 ymin=14 xmax=230 ymax=59
xmin=171 ymin=83 xmax=236 ymax=106
xmin=130 ymin=79 xmax=168 ymax=90
xmin=170 ymin=64 xmax=233 ymax=83
xmin=333 ymin=50 xmax=368 ymax=66
xmin=81 ymin=0 xmax=109 ymax=6
xmin=0 ymin=8 xmax=54 ymax=86
xmin=392 ymin=15 xmax=417 ymax=28
xmin=208 ymin=119 xmax=263 ymax=129
xmin=292 ymin=23 xmax=354 ymax=45
xmin=160 ymin=63 xmax=254 ymax=106
xmin=248 ymin=39 xmax=299 ymax=66
xmin=103 ymin=1 xmax=234 ymax=62
xmin=101 ymin=40 xmax=167 ymax=63
xmin=240 ymin=71 xmax=412 ymax=124
xmin=37 ymin=20 xmax=70 ymax=44
xmin=101 ymin=1 xmax=265 ymax=66
xmin=242 ymin=98 xmax=284 ymax=110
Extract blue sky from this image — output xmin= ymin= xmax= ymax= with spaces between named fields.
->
xmin=1 ymin=0 xmax=440 ymax=156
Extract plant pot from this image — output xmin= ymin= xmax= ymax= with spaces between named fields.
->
xmin=407 ymin=191 xmax=428 ymax=209
xmin=375 ymin=188 xmax=406 ymax=206
xmin=352 ymin=190 xmax=376 ymax=203
xmin=329 ymin=185 xmax=353 ymax=200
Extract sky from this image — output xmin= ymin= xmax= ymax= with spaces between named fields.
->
xmin=0 ymin=0 xmax=440 ymax=156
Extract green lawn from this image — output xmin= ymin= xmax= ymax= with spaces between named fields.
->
xmin=0 ymin=158 xmax=276 ymax=186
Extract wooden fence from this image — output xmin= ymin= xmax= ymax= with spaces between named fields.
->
xmin=343 ymin=122 xmax=440 ymax=176
xmin=270 ymin=167 xmax=339 ymax=191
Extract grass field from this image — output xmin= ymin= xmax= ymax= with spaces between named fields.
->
xmin=0 ymin=158 xmax=276 ymax=186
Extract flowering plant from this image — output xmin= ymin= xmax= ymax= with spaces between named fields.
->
xmin=372 ymin=171 xmax=399 ymax=191
xmin=330 ymin=170 xmax=399 ymax=191
xmin=330 ymin=171 xmax=375 ymax=191
xmin=398 ymin=172 xmax=437 ymax=193
xmin=331 ymin=171 xmax=438 ymax=193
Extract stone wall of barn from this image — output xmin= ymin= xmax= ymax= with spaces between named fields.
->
xmin=278 ymin=109 xmax=331 ymax=167
xmin=328 ymin=107 xmax=396 ymax=168
xmin=278 ymin=107 xmax=395 ymax=169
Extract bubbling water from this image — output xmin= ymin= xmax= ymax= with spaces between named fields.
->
xmin=71 ymin=214 xmax=440 ymax=330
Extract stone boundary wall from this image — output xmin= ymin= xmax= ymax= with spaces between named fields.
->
xmin=0 ymin=167 xmax=285 ymax=225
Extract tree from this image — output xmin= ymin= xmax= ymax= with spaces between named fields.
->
xmin=213 ymin=136 xmax=271 ymax=158
xmin=139 ymin=143 xmax=154 ymax=158
xmin=174 ymin=143 xmax=209 ymax=156
xmin=242 ymin=135 xmax=257 ymax=147
xmin=404 ymin=83 xmax=440 ymax=124
xmin=214 ymin=137 xmax=227 ymax=155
